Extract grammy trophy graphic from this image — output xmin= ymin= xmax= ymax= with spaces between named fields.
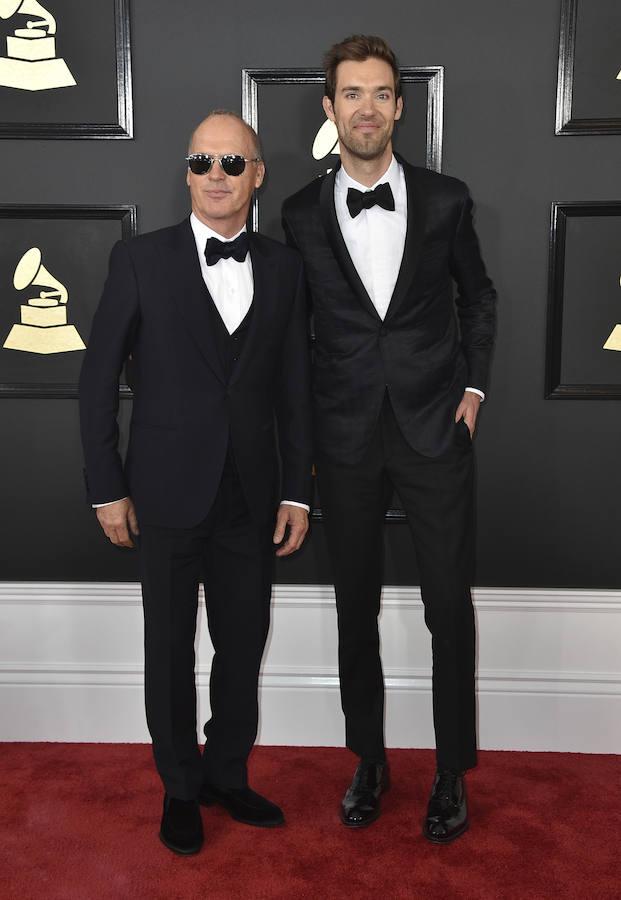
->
xmin=603 ymin=276 xmax=621 ymax=352
xmin=312 ymin=117 xmax=340 ymax=162
xmin=3 ymin=247 xmax=85 ymax=354
xmin=0 ymin=0 xmax=76 ymax=91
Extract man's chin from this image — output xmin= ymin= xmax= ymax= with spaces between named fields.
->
xmin=342 ymin=136 xmax=390 ymax=161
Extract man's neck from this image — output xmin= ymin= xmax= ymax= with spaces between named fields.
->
xmin=192 ymin=208 xmax=247 ymax=240
xmin=339 ymin=145 xmax=394 ymax=188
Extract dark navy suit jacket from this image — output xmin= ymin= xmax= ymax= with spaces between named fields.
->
xmin=79 ymin=218 xmax=313 ymax=528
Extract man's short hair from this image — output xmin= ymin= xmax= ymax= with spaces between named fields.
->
xmin=188 ymin=110 xmax=262 ymax=159
xmin=323 ymin=35 xmax=401 ymax=103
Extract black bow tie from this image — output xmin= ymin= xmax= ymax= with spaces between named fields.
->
xmin=204 ymin=232 xmax=249 ymax=266
xmin=346 ymin=182 xmax=395 ymax=218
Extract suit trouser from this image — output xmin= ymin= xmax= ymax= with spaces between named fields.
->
xmin=139 ymin=460 xmax=274 ymax=800
xmin=317 ymin=395 xmax=477 ymax=772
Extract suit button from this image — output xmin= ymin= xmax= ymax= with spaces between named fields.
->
xmin=380 ymin=327 xmax=389 ymax=337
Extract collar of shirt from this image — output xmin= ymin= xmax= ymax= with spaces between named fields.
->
xmin=335 ymin=154 xmax=403 ymax=202
xmin=189 ymin=212 xmax=247 ymax=254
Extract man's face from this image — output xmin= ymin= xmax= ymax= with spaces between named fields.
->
xmin=186 ymin=116 xmax=265 ymax=232
xmin=323 ymin=57 xmax=402 ymax=161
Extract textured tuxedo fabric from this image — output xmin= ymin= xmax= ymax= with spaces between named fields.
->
xmin=79 ymin=217 xmax=312 ymax=798
xmin=79 ymin=217 xmax=313 ymax=527
xmin=282 ymin=155 xmax=496 ymax=464
xmin=317 ymin=396 xmax=477 ymax=770
xmin=283 ymin=156 xmax=495 ymax=770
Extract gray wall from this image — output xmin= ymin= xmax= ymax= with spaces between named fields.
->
xmin=1 ymin=0 xmax=620 ymax=586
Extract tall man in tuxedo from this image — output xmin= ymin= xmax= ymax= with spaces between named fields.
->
xmin=282 ymin=36 xmax=496 ymax=842
xmin=80 ymin=111 xmax=312 ymax=855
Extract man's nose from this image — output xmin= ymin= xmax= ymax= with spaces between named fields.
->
xmin=359 ymin=96 xmax=376 ymax=116
xmin=207 ymin=160 xmax=226 ymax=180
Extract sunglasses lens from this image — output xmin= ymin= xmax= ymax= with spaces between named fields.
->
xmin=221 ymin=155 xmax=246 ymax=176
xmin=188 ymin=157 xmax=212 ymax=175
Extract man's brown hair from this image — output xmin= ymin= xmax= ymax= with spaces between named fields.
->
xmin=323 ymin=35 xmax=401 ymax=103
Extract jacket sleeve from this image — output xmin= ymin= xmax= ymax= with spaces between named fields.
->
xmin=78 ymin=240 xmax=140 ymax=504
xmin=274 ymin=255 xmax=314 ymax=508
xmin=449 ymin=186 xmax=497 ymax=394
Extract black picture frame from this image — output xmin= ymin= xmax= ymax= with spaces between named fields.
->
xmin=555 ymin=0 xmax=621 ymax=135
xmin=0 ymin=204 xmax=136 ymax=398
xmin=546 ymin=201 xmax=621 ymax=399
xmin=241 ymin=66 xmax=444 ymax=234
xmin=0 ymin=0 xmax=133 ymax=140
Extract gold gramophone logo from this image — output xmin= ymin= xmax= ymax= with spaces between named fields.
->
xmin=312 ymin=118 xmax=340 ymax=174
xmin=603 ymin=276 xmax=621 ymax=352
xmin=312 ymin=118 xmax=340 ymax=161
xmin=0 ymin=0 xmax=76 ymax=91
xmin=3 ymin=247 xmax=85 ymax=354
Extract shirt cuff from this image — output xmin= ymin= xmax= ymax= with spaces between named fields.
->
xmin=465 ymin=387 xmax=485 ymax=402
xmin=280 ymin=500 xmax=310 ymax=513
xmin=93 ymin=497 xmax=128 ymax=508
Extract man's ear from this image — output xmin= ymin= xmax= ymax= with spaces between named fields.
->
xmin=322 ymin=95 xmax=336 ymax=123
xmin=255 ymin=160 xmax=266 ymax=189
xmin=394 ymin=95 xmax=403 ymax=122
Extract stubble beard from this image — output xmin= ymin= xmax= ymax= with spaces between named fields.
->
xmin=337 ymin=122 xmax=392 ymax=162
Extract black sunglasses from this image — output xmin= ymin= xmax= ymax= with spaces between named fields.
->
xmin=185 ymin=153 xmax=261 ymax=176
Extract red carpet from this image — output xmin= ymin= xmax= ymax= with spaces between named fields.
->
xmin=1 ymin=744 xmax=619 ymax=900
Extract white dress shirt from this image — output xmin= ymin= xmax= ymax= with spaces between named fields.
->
xmin=190 ymin=213 xmax=254 ymax=335
xmin=335 ymin=155 xmax=406 ymax=321
xmin=94 ymin=214 xmax=309 ymax=512
xmin=334 ymin=155 xmax=484 ymax=403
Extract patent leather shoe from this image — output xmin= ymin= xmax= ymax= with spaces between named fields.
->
xmin=199 ymin=782 xmax=284 ymax=827
xmin=159 ymin=794 xmax=203 ymax=855
xmin=341 ymin=761 xmax=389 ymax=827
xmin=423 ymin=770 xmax=469 ymax=843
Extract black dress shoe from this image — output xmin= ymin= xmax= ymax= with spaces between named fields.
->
xmin=423 ymin=770 xmax=469 ymax=843
xmin=199 ymin=782 xmax=284 ymax=827
xmin=159 ymin=794 xmax=203 ymax=855
xmin=341 ymin=761 xmax=390 ymax=828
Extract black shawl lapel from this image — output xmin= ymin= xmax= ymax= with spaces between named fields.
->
xmin=319 ymin=166 xmax=382 ymax=323
xmin=229 ymin=232 xmax=267 ymax=387
xmin=384 ymin=155 xmax=428 ymax=321
xmin=169 ymin=218 xmax=226 ymax=385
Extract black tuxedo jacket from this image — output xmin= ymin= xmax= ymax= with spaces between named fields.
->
xmin=79 ymin=218 xmax=313 ymax=528
xmin=282 ymin=155 xmax=496 ymax=462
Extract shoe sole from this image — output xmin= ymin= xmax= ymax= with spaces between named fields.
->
xmin=423 ymin=821 xmax=469 ymax=844
xmin=199 ymin=796 xmax=285 ymax=828
xmin=158 ymin=831 xmax=203 ymax=855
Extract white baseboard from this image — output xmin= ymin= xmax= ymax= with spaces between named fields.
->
xmin=1 ymin=583 xmax=620 ymax=752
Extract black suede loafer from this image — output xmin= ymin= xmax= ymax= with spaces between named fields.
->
xmin=159 ymin=794 xmax=203 ymax=855
xmin=340 ymin=761 xmax=390 ymax=828
xmin=423 ymin=770 xmax=469 ymax=843
xmin=199 ymin=783 xmax=284 ymax=827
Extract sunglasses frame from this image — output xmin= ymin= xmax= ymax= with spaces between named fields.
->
xmin=185 ymin=153 xmax=262 ymax=176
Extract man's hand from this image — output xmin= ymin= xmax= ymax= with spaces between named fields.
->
xmin=454 ymin=391 xmax=481 ymax=438
xmin=273 ymin=504 xmax=309 ymax=557
xmin=96 ymin=497 xmax=140 ymax=549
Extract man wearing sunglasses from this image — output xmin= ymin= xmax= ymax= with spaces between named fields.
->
xmin=282 ymin=36 xmax=496 ymax=843
xmin=79 ymin=111 xmax=312 ymax=855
